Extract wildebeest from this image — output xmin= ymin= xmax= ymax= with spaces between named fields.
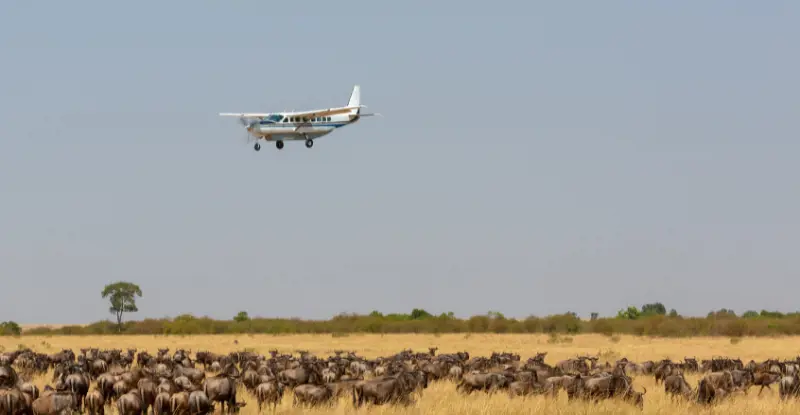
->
xmin=31 ymin=390 xmax=78 ymax=415
xmin=254 ymin=380 xmax=285 ymax=412
xmin=753 ymin=371 xmax=782 ymax=395
xmin=202 ymin=365 xmax=240 ymax=414
xmin=115 ymin=389 xmax=143 ymax=415
xmin=293 ymin=384 xmax=334 ymax=407
xmin=456 ymin=372 xmax=510 ymax=394
xmin=779 ymin=372 xmax=800 ymax=400
xmin=188 ymin=391 xmax=215 ymax=415
xmin=664 ymin=373 xmax=694 ymax=401
xmin=84 ymin=389 xmax=104 ymax=415
xmin=353 ymin=371 xmax=419 ymax=406
xmin=0 ymin=387 xmax=29 ymax=415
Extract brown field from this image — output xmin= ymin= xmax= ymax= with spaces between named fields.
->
xmin=4 ymin=333 xmax=800 ymax=414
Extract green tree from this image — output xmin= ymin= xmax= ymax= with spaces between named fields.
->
xmin=742 ymin=310 xmax=759 ymax=318
xmin=617 ymin=306 xmax=640 ymax=320
xmin=101 ymin=282 xmax=142 ymax=331
xmin=410 ymin=308 xmax=432 ymax=320
xmin=438 ymin=311 xmax=456 ymax=319
xmin=487 ymin=311 xmax=506 ymax=320
xmin=641 ymin=303 xmax=666 ymax=316
xmin=759 ymin=310 xmax=785 ymax=318
xmin=0 ymin=321 xmax=21 ymax=336
xmin=708 ymin=308 xmax=737 ymax=318
xmin=668 ymin=309 xmax=679 ymax=318
xmin=590 ymin=312 xmax=599 ymax=321
xmin=233 ymin=311 xmax=250 ymax=322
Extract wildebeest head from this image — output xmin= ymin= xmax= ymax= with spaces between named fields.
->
xmin=221 ymin=363 xmax=240 ymax=378
xmin=0 ymin=364 xmax=19 ymax=388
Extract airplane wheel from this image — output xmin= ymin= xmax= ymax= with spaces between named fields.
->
xmin=276 ymin=140 xmax=284 ymax=150
xmin=254 ymin=142 xmax=261 ymax=151
xmin=305 ymin=139 xmax=313 ymax=148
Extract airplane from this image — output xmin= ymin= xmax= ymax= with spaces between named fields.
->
xmin=219 ymin=85 xmax=379 ymax=151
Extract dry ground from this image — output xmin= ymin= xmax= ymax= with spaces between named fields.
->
xmin=3 ymin=333 xmax=800 ymax=414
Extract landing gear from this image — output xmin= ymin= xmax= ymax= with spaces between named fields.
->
xmin=305 ymin=139 xmax=314 ymax=148
xmin=276 ymin=140 xmax=284 ymax=150
xmin=253 ymin=142 xmax=261 ymax=151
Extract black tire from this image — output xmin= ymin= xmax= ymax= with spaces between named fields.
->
xmin=305 ymin=139 xmax=313 ymax=148
xmin=276 ymin=140 xmax=284 ymax=149
xmin=254 ymin=143 xmax=261 ymax=151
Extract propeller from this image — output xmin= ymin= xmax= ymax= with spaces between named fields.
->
xmin=238 ymin=116 xmax=259 ymax=145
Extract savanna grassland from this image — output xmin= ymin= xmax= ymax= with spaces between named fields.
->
xmin=4 ymin=333 xmax=800 ymax=414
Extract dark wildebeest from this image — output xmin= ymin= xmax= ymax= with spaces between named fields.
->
xmin=577 ymin=372 xmax=631 ymax=403
xmin=664 ymin=373 xmax=694 ymax=401
xmin=293 ymin=384 xmax=335 ymax=407
xmin=683 ymin=357 xmax=699 ymax=372
xmin=115 ymin=389 xmax=143 ymax=415
xmin=753 ymin=371 xmax=782 ymax=395
xmin=137 ymin=377 xmax=158 ymax=415
xmin=543 ymin=375 xmax=577 ymax=398
xmin=653 ymin=360 xmax=678 ymax=385
xmin=0 ymin=387 xmax=29 ymax=415
xmin=508 ymin=370 xmax=542 ymax=397
xmin=353 ymin=371 xmax=419 ymax=407
xmin=202 ymin=365 xmax=240 ymax=414
xmin=188 ymin=391 xmax=215 ymax=415
xmin=153 ymin=392 xmax=171 ymax=415
xmin=730 ymin=369 xmax=755 ymax=392
xmin=555 ymin=358 xmax=590 ymax=376
xmin=169 ymin=391 xmax=190 ymax=415
xmin=277 ymin=363 xmax=320 ymax=389
xmin=0 ymin=365 xmax=19 ymax=389
xmin=696 ymin=378 xmax=718 ymax=405
xmin=456 ymin=372 xmax=510 ymax=394
xmin=84 ymin=389 xmax=104 ymax=415
xmin=62 ymin=370 xmax=89 ymax=412
xmin=255 ymin=380 xmax=285 ymax=412
xmin=701 ymin=371 xmax=735 ymax=394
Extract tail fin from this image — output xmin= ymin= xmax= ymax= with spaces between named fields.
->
xmin=347 ymin=85 xmax=360 ymax=109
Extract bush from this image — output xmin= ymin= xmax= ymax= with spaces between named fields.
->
xmin=14 ymin=309 xmax=800 ymax=338
xmin=0 ymin=321 xmax=21 ymax=336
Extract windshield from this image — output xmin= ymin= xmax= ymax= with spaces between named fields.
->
xmin=264 ymin=114 xmax=283 ymax=123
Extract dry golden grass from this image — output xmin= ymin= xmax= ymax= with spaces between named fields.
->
xmin=4 ymin=333 xmax=800 ymax=414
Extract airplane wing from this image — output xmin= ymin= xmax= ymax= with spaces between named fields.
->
xmin=220 ymin=106 xmax=363 ymax=119
xmin=287 ymin=106 xmax=364 ymax=118
xmin=219 ymin=113 xmax=270 ymax=118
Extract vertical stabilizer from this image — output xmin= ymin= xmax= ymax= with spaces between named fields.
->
xmin=347 ymin=85 xmax=361 ymax=109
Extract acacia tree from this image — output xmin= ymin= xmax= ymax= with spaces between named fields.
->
xmin=101 ymin=282 xmax=142 ymax=331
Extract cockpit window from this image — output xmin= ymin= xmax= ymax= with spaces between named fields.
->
xmin=264 ymin=114 xmax=283 ymax=123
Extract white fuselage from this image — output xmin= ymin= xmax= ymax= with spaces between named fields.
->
xmin=248 ymin=112 xmax=359 ymax=142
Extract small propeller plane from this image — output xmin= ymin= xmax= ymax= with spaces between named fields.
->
xmin=220 ymin=85 xmax=379 ymax=151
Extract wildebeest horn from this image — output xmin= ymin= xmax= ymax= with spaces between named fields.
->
xmin=641 ymin=386 xmax=647 ymax=395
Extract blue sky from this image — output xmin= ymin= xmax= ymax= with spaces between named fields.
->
xmin=1 ymin=1 xmax=798 ymax=324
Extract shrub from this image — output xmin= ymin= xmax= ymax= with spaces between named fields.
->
xmin=0 ymin=321 xmax=21 ymax=336
xmin=15 ymin=308 xmax=800 ymax=338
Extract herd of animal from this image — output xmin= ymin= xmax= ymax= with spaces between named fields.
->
xmin=2 ymin=346 xmax=800 ymax=413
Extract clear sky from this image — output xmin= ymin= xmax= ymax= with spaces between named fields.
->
xmin=1 ymin=1 xmax=798 ymax=324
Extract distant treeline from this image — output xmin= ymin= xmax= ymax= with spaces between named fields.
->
xmin=14 ymin=306 xmax=800 ymax=338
